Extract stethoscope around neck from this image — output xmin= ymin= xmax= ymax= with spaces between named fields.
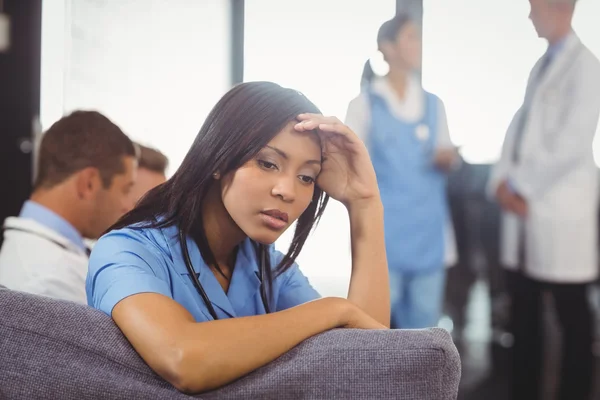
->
xmin=178 ymin=229 xmax=271 ymax=320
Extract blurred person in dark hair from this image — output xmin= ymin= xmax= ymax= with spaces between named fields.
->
xmin=346 ymin=14 xmax=458 ymax=330
xmin=129 ymin=143 xmax=169 ymax=205
xmin=0 ymin=111 xmax=137 ymax=304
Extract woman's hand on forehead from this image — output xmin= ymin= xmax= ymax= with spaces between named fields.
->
xmin=293 ymin=113 xmax=380 ymax=208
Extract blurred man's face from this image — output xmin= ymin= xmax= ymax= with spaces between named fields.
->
xmin=84 ymin=156 xmax=137 ymax=239
xmin=127 ymin=167 xmax=166 ymax=206
xmin=529 ymin=0 xmax=558 ymax=39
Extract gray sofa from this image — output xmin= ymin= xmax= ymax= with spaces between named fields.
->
xmin=0 ymin=287 xmax=461 ymax=399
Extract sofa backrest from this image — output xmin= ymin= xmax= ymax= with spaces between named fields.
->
xmin=0 ymin=287 xmax=461 ymax=399
xmin=0 ymin=287 xmax=191 ymax=399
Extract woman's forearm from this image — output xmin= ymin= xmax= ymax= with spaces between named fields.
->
xmin=172 ymin=297 xmax=348 ymax=393
xmin=346 ymin=199 xmax=390 ymax=327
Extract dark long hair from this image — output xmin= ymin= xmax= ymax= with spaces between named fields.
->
xmin=361 ymin=13 xmax=414 ymax=91
xmin=109 ymin=82 xmax=329 ymax=291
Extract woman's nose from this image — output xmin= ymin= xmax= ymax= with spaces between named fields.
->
xmin=271 ymin=176 xmax=296 ymax=203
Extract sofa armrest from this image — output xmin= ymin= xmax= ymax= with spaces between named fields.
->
xmin=202 ymin=328 xmax=461 ymax=400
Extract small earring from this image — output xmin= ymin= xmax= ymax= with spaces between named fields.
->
xmin=212 ymin=172 xmax=220 ymax=179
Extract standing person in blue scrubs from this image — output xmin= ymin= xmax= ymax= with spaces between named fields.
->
xmin=345 ymin=14 xmax=458 ymax=330
xmin=87 ymin=82 xmax=390 ymax=394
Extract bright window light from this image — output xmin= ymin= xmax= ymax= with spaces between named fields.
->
xmin=40 ymin=0 xmax=231 ymax=175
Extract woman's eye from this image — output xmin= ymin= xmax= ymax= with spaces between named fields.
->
xmin=299 ymin=175 xmax=315 ymax=184
xmin=258 ymin=160 xmax=278 ymax=170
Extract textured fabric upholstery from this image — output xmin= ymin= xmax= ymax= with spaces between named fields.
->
xmin=0 ymin=287 xmax=460 ymax=399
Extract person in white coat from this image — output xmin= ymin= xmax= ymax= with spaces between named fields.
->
xmin=0 ymin=111 xmax=138 ymax=304
xmin=488 ymin=0 xmax=600 ymax=399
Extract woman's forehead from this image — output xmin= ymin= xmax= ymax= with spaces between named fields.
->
xmin=267 ymin=122 xmax=322 ymax=158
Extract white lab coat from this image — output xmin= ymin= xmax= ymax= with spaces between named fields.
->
xmin=0 ymin=217 xmax=89 ymax=303
xmin=346 ymin=76 xmax=458 ymax=267
xmin=488 ymin=32 xmax=600 ymax=283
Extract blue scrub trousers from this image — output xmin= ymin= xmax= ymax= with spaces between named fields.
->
xmin=389 ymin=268 xmax=445 ymax=329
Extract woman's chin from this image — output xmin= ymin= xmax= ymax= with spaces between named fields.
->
xmin=246 ymin=229 xmax=281 ymax=246
xmin=249 ymin=235 xmax=278 ymax=245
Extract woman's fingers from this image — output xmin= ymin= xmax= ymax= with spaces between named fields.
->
xmin=295 ymin=113 xmax=319 ymax=131
xmin=294 ymin=120 xmax=318 ymax=131
xmin=318 ymin=122 xmax=348 ymax=134
xmin=295 ymin=114 xmax=353 ymax=137
xmin=295 ymin=114 xmax=336 ymax=131
xmin=297 ymin=113 xmax=323 ymax=121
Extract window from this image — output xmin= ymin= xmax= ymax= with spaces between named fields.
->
xmin=41 ymin=0 xmax=231 ymax=174
xmin=245 ymin=0 xmax=395 ymax=295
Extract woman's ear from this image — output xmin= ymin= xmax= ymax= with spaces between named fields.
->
xmin=212 ymin=171 xmax=221 ymax=180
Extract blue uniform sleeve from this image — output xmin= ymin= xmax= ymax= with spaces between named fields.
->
xmin=271 ymin=248 xmax=321 ymax=311
xmin=86 ymin=228 xmax=172 ymax=316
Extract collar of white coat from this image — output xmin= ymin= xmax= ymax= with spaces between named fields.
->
xmin=3 ymin=217 xmax=87 ymax=256
xmin=547 ymin=30 xmax=578 ymax=57
xmin=369 ymin=74 xmax=424 ymax=121
xmin=536 ymin=31 xmax=582 ymax=85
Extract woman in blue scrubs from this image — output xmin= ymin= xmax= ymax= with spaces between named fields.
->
xmin=346 ymin=15 xmax=458 ymax=330
xmin=86 ymin=82 xmax=390 ymax=394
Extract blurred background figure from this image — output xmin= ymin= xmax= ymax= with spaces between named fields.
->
xmin=345 ymin=14 xmax=458 ymax=330
xmin=83 ymin=143 xmax=168 ymax=252
xmin=488 ymin=0 xmax=600 ymax=399
xmin=0 ymin=111 xmax=137 ymax=304
xmin=128 ymin=143 xmax=169 ymax=205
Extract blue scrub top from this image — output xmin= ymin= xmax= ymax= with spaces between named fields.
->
xmin=367 ymin=90 xmax=447 ymax=273
xmin=86 ymin=224 xmax=321 ymax=321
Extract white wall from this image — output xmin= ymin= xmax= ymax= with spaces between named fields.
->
xmin=41 ymin=0 xmax=231 ymax=175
